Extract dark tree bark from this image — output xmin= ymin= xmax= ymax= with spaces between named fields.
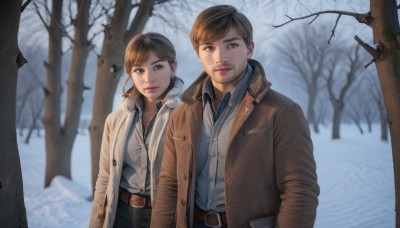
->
xmin=369 ymin=2 xmax=400 ymax=225
xmin=0 ymin=0 xmax=28 ymax=226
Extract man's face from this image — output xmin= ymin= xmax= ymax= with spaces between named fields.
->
xmin=197 ymin=27 xmax=254 ymax=94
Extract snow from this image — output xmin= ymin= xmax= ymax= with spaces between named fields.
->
xmin=19 ymin=124 xmax=394 ymax=228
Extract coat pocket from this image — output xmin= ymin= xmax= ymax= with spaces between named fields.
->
xmin=173 ymin=132 xmax=185 ymax=141
xmin=245 ymin=122 xmax=272 ymax=136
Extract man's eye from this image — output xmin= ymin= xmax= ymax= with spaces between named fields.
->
xmin=228 ymin=43 xmax=238 ymax=48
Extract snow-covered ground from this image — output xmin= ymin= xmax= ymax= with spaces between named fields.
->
xmin=19 ymin=124 xmax=394 ymax=228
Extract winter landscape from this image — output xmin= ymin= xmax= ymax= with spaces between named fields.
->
xmin=19 ymin=124 xmax=394 ymax=228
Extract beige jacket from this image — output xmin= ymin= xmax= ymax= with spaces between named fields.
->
xmin=151 ymin=60 xmax=319 ymax=228
xmin=89 ymin=79 xmax=183 ymax=228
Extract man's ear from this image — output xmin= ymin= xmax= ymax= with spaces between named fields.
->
xmin=247 ymin=41 xmax=254 ymax=58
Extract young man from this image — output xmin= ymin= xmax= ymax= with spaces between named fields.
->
xmin=151 ymin=5 xmax=319 ymax=228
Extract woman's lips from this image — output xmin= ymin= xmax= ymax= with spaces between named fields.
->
xmin=145 ymin=86 xmax=158 ymax=92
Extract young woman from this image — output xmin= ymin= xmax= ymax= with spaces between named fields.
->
xmin=89 ymin=32 xmax=184 ymax=228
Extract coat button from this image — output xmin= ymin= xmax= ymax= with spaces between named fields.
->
xmin=181 ymin=172 xmax=187 ymax=180
xmin=112 ymin=159 xmax=117 ymax=166
xmin=181 ymin=199 xmax=186 ymax=206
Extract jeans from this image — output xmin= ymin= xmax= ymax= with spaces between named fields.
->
xmin=193 ymin=219 xmax=228 ymax=228
xmin=113 ymin=199 xmax=151 ymax=228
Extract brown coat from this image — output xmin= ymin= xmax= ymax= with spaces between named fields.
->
xmin=151 ymin=60 xmax=319 ymax=228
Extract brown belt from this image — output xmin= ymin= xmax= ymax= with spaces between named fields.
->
xmin=194 ymin=208 xmax=227 ymax=227
xmin=119 ymin=188 xmax=151 ymax=208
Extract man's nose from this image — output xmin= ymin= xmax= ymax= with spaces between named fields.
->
xmin=214 ymin=47 xmax=227 ymax=64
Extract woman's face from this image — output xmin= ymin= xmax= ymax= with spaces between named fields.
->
xmin=130 ymin=51 xmax=175 ymax=102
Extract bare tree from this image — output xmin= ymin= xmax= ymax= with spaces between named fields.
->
xmin=346 ymin=91 xmax=369 ymax=135
xmin=0 ymin=0 xmax=28 ymax=226
xmin=24 ymin=95 xmax=44 ymax=144
xmin=325 ymin=45 xmax=364 ymax=139
xmin=34 ymin=0 xmax=94 ymax=187
xmin=274 ymin=23 xmax=331 ymax=133
xmin=274 ymin=1 xmax=400 ymax=224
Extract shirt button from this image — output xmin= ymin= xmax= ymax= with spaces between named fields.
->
xmin=213 ymin=138 xmax=217 ymax=142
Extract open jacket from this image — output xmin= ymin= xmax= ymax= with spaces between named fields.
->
xmin=151 ymin=60 xmax=319 ymax=228
xmin=89 ymin=79 xmax=183 ymax=228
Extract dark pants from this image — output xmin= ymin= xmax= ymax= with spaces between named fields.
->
xmin=113 ymin=199 xmax=151 ymax=228
xmin=193 ymin=220 xmax=228 ymax=228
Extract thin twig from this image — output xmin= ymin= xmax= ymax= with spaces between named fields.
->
xmin=328 ymin=14 xmax=341 ymax=44
xmin=273 ymin=10 xmax=370 ymax=28
xmin=21 ymin=0 xmax=33 ymax=12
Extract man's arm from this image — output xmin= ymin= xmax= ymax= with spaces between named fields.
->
xmin=150 ymin=115 xmax=179 ymax=228
xmin=274 ymin=103 xmax=320 ymax=228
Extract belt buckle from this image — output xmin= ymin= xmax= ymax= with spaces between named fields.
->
xmin=204 ymin=211 xmax=222 ymax=228
xmin=129 ymin=195 xmax=146 ymax=208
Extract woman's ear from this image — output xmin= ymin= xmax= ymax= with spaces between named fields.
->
xmin=171 ymin=60 xmax=177 ymax=75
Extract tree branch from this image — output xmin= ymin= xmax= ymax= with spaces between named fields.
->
xmin=274 ymin=10 xmax=372 ymax=28
xmin=21 ymin=0 xmax=33 ymax=12
xmin=354 ymin=35 xmax=382 ymax=68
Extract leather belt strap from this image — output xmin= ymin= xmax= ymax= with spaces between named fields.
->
xmin=194 ymin=208 xmax=227 ymax=227
xmin=119 ymin=188 xmax=151 ymax=208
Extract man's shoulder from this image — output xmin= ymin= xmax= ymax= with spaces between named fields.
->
xmin=261 ymin=89 xmax=300 ymax=108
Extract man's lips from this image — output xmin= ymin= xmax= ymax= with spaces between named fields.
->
xmin=215 ymin=67 xmax=231 ymax=74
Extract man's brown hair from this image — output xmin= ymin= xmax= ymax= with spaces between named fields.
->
xmin=190 ymin=5 xmax=253 ymax=53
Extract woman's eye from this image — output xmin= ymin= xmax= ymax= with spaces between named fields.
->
xmin=154 ymin=64 xmax=164 ymax=71
xmin=132 ymin=68 xmax=144 ymax=74
xmin=202 ymin=46 xmax=214 ymax=52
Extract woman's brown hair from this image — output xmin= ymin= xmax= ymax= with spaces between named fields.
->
xmin=123 ymin=32 xmax=181 ymax=98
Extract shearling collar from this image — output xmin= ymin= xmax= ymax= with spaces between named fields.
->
xmin=180 ymin=59 xmax=271 ymax=105
xmin=119 ymin=79 xmax=184 ymax=112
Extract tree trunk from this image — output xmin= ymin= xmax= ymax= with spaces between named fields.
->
xmin=331 ymin=100 xmax=344 ymax=139
xmin=381 ymin=115 xmax=388 ymax=141
xmin=354 ymin=120 xmax=364 ymax=134
xmin=25 ymin=101 xmax=44 ymax=144
xmin=90 ymin=0 xmax=154 ymax=193
xmin=44 ymin=0 xmax=92 ymax=187
xmin=43 ymin=0 xmax=65 ymax=187
xmin=370 ymin=1 xmax=400 ymax=226
xmin=306 ymin=88 xmax=319 ymax=133
xmin=0 ymin=0 xmax=28 ymax=226
xmin=24 ymin=119 xmax=36 ymax=144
